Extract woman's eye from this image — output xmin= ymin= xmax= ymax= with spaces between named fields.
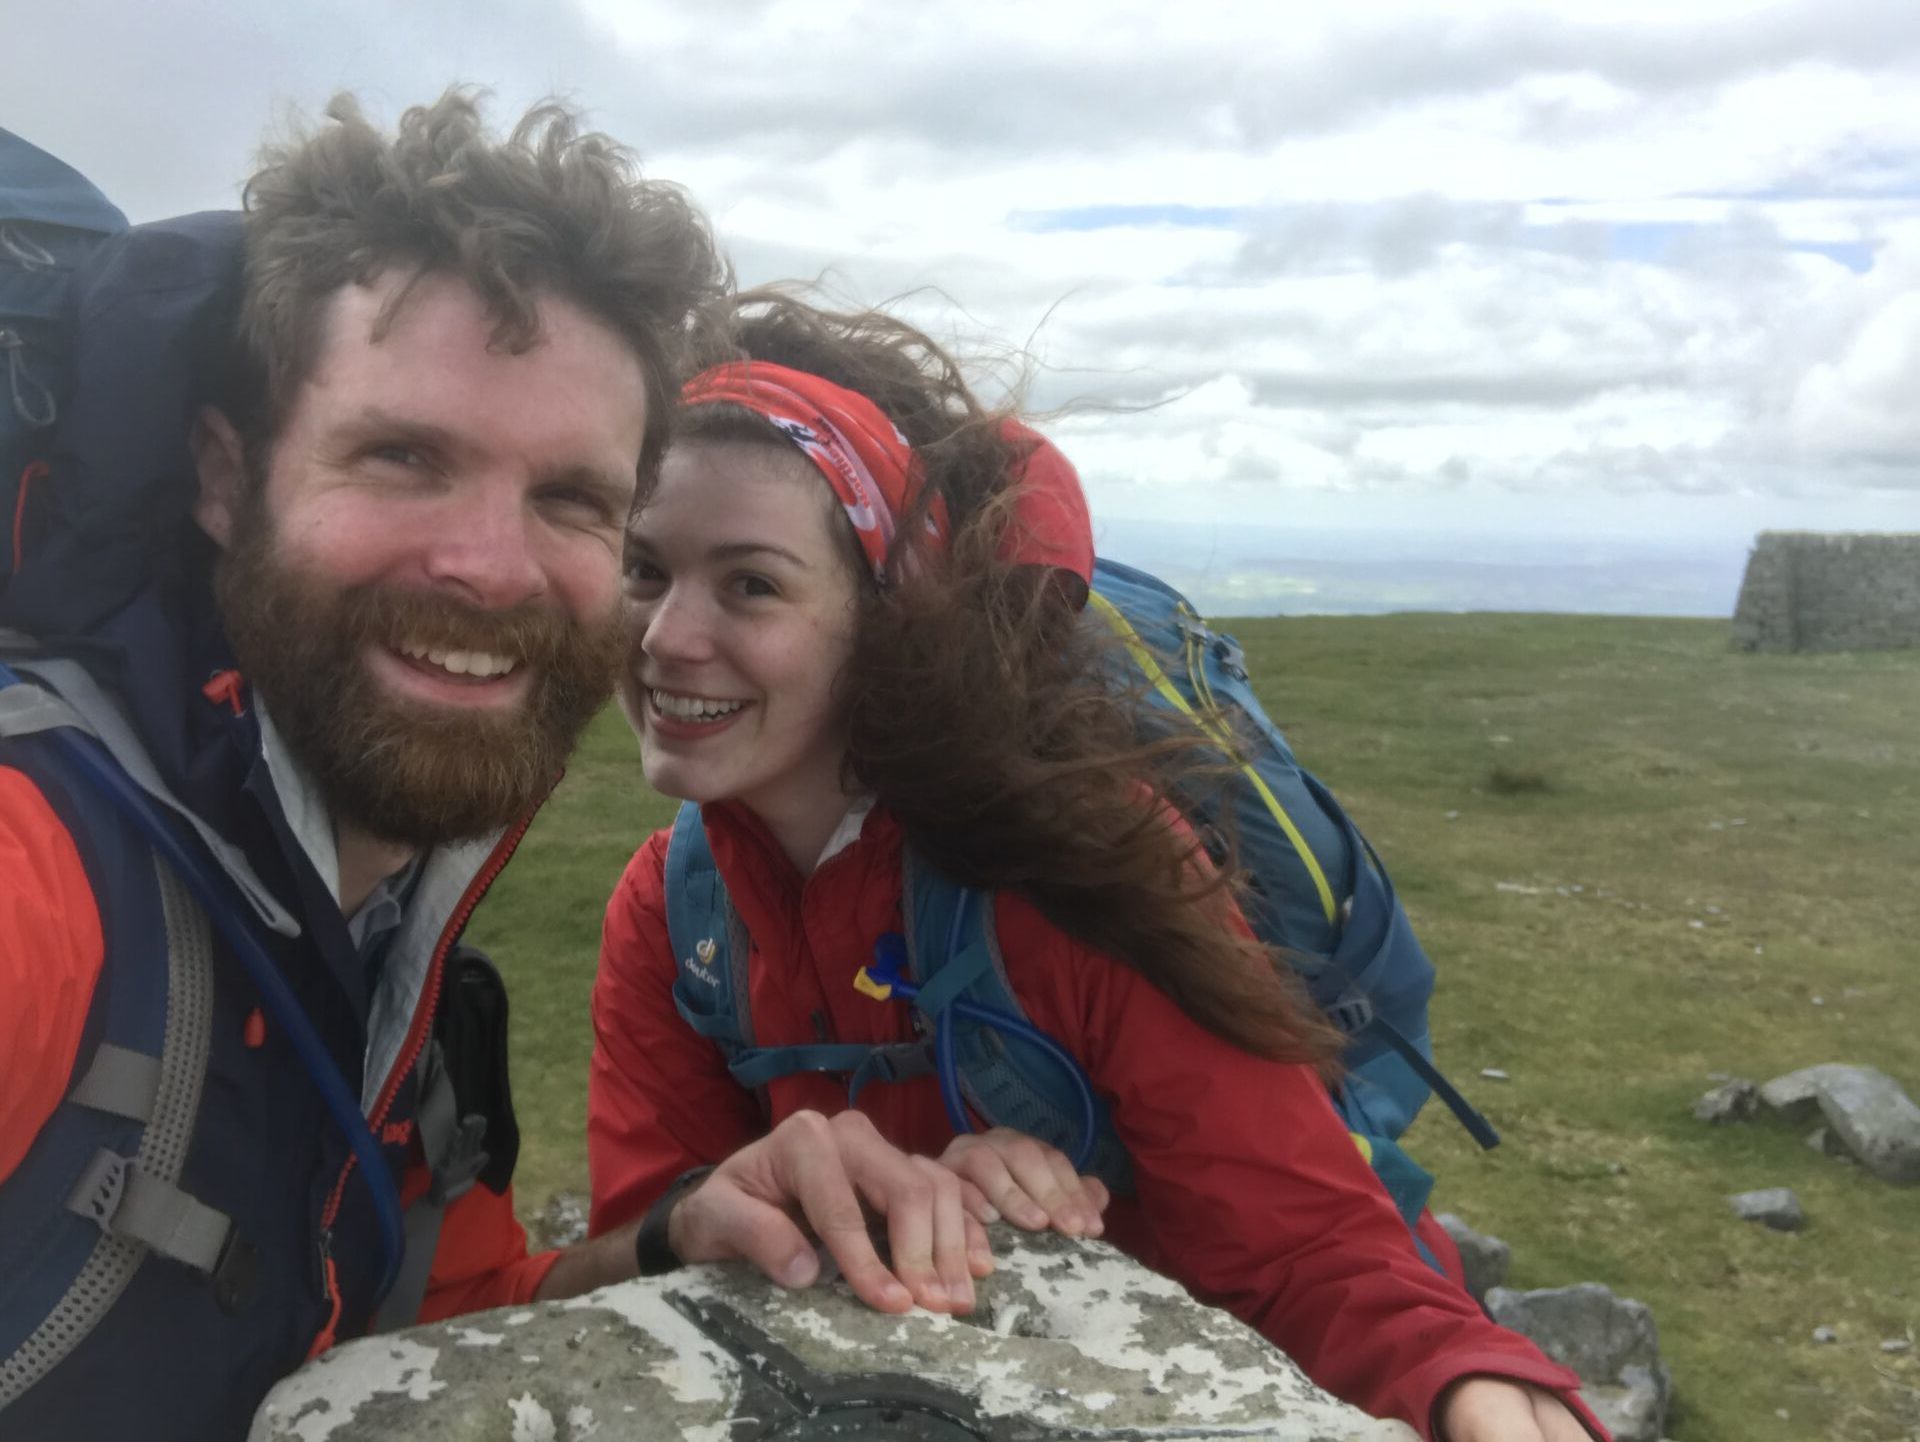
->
xmin=623 ymin=553 xmax=666 ymax=588
xmin=733 ymin=574 xmax=778 ymax=600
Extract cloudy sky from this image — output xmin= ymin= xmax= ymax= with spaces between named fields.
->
xmin=10 ymin=0 xmax=1919 ymax=612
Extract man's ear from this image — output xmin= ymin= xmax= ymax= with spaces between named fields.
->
xmin=191 ymin=407 xmax=247 ymax=549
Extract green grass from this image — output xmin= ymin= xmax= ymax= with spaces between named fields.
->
xmin=466 ymin=613 xmax=1920 ymax=1442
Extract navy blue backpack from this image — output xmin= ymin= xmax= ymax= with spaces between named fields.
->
xmin=664 ymin=554 xmax=1499 ymax=1247
xmin=1 ymin=126 xmax=128 ymax=608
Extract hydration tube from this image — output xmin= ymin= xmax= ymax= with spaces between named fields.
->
xmin=0 ymin=661 xmax=406 ymax=1295
xmin=862 ymin=892 xmax=1101 ymax=1174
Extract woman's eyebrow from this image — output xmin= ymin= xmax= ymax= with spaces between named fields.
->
xmin=709 ymin=540 xmax=810 ymax=568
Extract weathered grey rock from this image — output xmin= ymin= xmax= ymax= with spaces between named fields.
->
xmin=1692 ymin=1080 xmax=1758 ymax=1124
xmin=250 ymin=1230 xmax=1420 ymax=1441
xmin=1760 ymin=1064 xmax=1920 ymax=1184
xmin=1804 ymin=1126 xmax=1844 ymax=1157
xmin=528 ymin=1190 xmax=589 ymax=1250
xmin=1728 ymin=1187 xmax=1805 ymax=1232
xmin=1484 ymin=1283 xmax=1670 ymax=1442
xmin=1759 ymin=1066 xmax=1830 ymax=1125
xmin=1434 ymin=1214 xmax=1510 ymax=1301
xmin=1812 ymin=1325 xmax=1838 ymax=1344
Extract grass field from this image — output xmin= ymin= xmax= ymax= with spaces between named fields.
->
xmin=465 ymin=613 xmax=1920 ymax=1442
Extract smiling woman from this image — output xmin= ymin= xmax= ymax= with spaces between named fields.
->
xmin=587 ymin=291 xmax=1608 ymax=1442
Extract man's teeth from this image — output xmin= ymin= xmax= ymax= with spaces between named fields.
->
xmin=651 ymin=689 xmax=747 ymax=721
xmin=397 ymin=640 xmax=518 ymax=679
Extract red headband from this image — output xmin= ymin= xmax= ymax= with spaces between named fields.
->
xmin=678 ymin=365 xmax=1097 ymax=605
xmin=679 ymin=361 xmax=947 ymax=584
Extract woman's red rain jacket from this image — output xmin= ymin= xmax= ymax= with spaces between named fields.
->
xmin=588 ymin=801 xmax=1605 ymax=1440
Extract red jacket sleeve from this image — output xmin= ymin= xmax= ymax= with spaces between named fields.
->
xmin=415 ymin=1180 xmax=561 ymax=1324
xmin=586 ymin=832 xmax=766 ymax=1234
xmin=998 ymin=892 xmax=1598 ymax=1439
xmin=0 ymin=767 xmax=105 ymax=1186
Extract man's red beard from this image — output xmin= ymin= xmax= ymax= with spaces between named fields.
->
xmin=215 ymin=507 xmax=625 ymax=849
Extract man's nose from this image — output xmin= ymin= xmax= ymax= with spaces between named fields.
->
xmin=422 ymin=480 xmax=548 ymax=609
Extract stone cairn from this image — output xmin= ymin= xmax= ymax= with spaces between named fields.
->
xmin=1731 ymin=531 xmax=1920 ymax=653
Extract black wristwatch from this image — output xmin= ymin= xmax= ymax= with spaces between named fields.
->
xmin=633 ymin=1165 xmax=716 ymax=1277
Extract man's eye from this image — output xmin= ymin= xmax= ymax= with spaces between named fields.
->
xmin=368 ymin=443 xmax=422 ymax=468
xmin=545 ymin=485 xmax=612 ymax=518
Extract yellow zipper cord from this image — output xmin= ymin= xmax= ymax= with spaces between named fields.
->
xmin=1087 ymin=592 xmax=1337 ymax=925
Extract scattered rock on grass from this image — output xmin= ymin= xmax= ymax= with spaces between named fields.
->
xmin=1882 ymin=1338 xmax=1913 ymax=1354
xmin=1812 ymin=1325 xmax=1837 ymax=1344
xmin=1692 ymin=1080 xmax=1758 ymax=1124
xmin=1484 ymin=1283 xmax=1670 ymax=1442
xmin=1728 ymin=1188 xmax=1804 ymax=1232
xmin=1435 ymin=1214 xmax=1510 ymax=1302
xmin=1760 ymin=1064 xmax=1920 ymax=1184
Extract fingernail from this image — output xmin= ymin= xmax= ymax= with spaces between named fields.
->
xmin=925 ymin=1281 xmax=949 ymax=1306
xmin=956 ymin=1280 xmax=975 ymax=1311
xmin=780 ymin=1252 xmax=818 ymax=1288
xmin=979 ymin=1204 xmax=1001 ymax=1224
xmin=882 ymin=1281 xmax=912 ymax=1310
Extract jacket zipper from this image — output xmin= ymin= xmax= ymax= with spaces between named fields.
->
xmin=308 ymin=806 xmax=538 ymax=1343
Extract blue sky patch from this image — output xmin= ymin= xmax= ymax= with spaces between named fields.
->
xmin=1011 ymin=204 xmax=1244 ymax=232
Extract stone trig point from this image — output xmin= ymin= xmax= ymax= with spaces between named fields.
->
xmin=250 ymin=1231 xmax=1418 ymax=1441
xmin=1731 ymin=531 xmax=1920 ymax=652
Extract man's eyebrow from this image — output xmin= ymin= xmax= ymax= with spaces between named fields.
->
xmin=344 ymin=407 xmax=460 ymax=451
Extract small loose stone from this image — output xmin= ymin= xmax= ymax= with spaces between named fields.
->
xmin=1813 ymin=1325 xmax=1838 ymax=1343
xmin=1480 ymin=1068 xmax=1510 ymax=1081
xmin=1883 ymin=1338 xmax=1913 ymax=1354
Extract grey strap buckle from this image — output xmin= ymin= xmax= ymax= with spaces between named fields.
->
xmin=66 ymin=1148 xmax=233 ymax=1275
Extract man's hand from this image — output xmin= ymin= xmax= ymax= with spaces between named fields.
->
xmin=667 ymin=1110 xmax=992 ymax=1315
xmin=937 ymin=1127 xmax=1109 ymax=1239
xmin=1436 ymin=1378 xmax=1594 ymax=1441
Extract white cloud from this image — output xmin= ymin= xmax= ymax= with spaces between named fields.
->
xmin=5 ymin=0 xmax=1918 ymax=576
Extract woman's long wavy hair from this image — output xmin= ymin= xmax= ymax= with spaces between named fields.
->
xmin=662 ymin=288 xmax=1342 ymax=1068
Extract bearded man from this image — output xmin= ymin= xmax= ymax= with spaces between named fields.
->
xmin=0 ymin=92 xmax=727 ymax=1440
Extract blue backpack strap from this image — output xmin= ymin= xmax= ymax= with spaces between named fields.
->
xmin=1294 ymin=773 xmax=1499 ymax=1151
xmin=900 ymin=851 xmax=1132 ymax=1193
xmin=664 ymin=803 xmax=934 ymax=1096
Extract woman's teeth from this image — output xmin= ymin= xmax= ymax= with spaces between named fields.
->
xmin=651 ymin=689 xmax=747 ymax=721
xmin=397 ymin=640 xmax=519 ymax=679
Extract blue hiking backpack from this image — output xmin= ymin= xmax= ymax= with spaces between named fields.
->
xmin=1 ymin=127 xmax=128 ymax=611
xmin=664 ymin=554 xmax=1499 ymax=1247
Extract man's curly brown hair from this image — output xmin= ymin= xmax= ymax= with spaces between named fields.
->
xmin=232 ymin=87 xmax=730 ymax=481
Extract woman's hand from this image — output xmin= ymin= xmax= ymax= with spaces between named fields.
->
xmin=937 ymin=1127 xmax=1110 ymax=1239
xmin=1436 ymin=1378 xmax=1594 ymax=1441
xmin=668 ymin=1109 xmax=992 ymax=1315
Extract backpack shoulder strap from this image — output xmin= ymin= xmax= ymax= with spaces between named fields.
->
xmin=901 ymin=852 xmax=1132 ymax=1192
xmin=0 ymin=781 xmax=227 ymax=1404
xmin=665 ymin=802 xmax=753 ymax=1059
xmin=0 ymin=658 xmax=407 ymax=1295
xmin=663 ymin=804 xmax=924 ymax=1092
